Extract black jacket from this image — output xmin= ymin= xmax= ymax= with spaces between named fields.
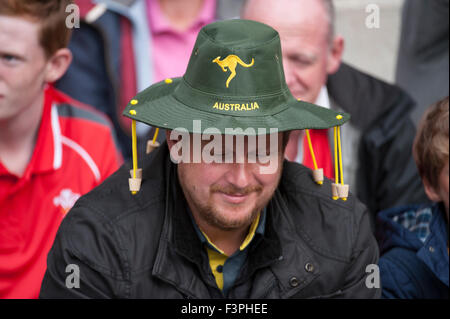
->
xmin=327 ymin=63 xmax=429 ymax=224
xmin=40 ymin=143 xmax=380 ymax=299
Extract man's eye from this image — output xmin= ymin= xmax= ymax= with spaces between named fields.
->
xmin=290 ymin=56 xmax=314 ymax=67
xmin=1 ymin=54 xmax=20 ymax=65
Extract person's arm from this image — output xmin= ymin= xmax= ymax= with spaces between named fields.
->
xmin=378 ymin=248 xmax=424 ymax=299
xmin=397 ymin=0 xmax=449 ymax=66
xmin=339 ymin=203 xmax=381 ymax=298
xmin=39 ymin=202 xmax=128 ymax=299
xmin=358 ymin=114 xmax=428 ymax=217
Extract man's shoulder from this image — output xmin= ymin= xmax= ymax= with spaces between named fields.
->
xmin=379 ymin=246 xmax=437 ymax=298
xmin=53 ymin=88 xmax=115 ymax=132
xmin=67 ymin=146 xmax=169 ymax=223
xmin=50 ymin=88 xmax=122 ymax=166
xmin=49 ymin=149 xmax=170 ymax=285
xmin=281 ymin=160 xmax=365 ymax=214
xmin=279 ymin=161 xmax=370 ymax=261
xmin=327 ymin=63 xmax=415 ymax=131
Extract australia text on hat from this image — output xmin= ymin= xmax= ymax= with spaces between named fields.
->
xmin=212 ymin=102 xmax=260 ymax=112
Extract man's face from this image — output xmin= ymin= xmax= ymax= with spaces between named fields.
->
xmin=243 ymin=0 xmax=341 ymax=103
xmin=174 ymin=133 xmax=284 ymax=231
xmin=0 ymin=16 xmax=48 ymax=121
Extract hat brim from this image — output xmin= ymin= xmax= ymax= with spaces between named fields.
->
xmin=123 ymin=78 xmax=350 ymax=135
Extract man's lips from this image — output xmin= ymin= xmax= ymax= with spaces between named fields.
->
xmin=216 ymin=192 xmax=252 ymax=204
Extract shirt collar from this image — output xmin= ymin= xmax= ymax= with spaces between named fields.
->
xmin=315 ymin=85 xmax=331 ymax=109
xmin=189 ymin=206 xmax=267 ymax=256
xmin=32 ymin=86 xmax=63 ymax=174
xmin=148 ymin=0 xmax=216 ymax=34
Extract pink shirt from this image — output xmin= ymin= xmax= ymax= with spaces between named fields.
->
xmin=147 ymin=0 xmax=217 ymax=83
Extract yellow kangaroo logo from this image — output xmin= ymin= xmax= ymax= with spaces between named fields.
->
xmin=212 ymin=55 xmax=255 ymax=88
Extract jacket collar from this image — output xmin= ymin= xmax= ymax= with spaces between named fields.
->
xmin=151 ymin=148 xmax=283 ymax=297
xmin=151 ymin=150 xmax=320 ymax=297
xmin=377 ymin=202 xmax=449 ymax=287
xmin=417 ymin=203 xmax=449 ymax=287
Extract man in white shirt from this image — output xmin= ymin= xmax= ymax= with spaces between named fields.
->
xmin=243 ymin=0 xmax=428 ymax=224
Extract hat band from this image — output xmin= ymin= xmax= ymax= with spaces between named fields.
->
xmin=173 ymin=78 xmax=294 ymax=117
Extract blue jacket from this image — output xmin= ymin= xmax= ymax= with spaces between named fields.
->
xmin=376 ymin=203 xmax=449 ymax=298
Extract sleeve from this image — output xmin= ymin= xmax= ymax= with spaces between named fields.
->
xmin=39 ymin=203 xmax=129 ymax=299
xmin=339 ymin=202 xmax=381 ymax=298
xmin=377 ymin=118 xmax=428 ymax=211
xmin=396 ymin=0 xmax=449 ymax=65
xmin=358 ymin=112 xmax=429 ymax=217
xmin=395 ymin=0 xmax=449 ymax=123
xmin=378 ymin=248 xmax=423 ymax=299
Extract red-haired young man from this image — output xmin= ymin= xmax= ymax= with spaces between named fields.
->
xmin=0 ymin=0 xmax=122 ymax=298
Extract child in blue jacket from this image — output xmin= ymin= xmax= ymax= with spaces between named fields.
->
xmin=377 ymin=96 xmax=449 ymax=298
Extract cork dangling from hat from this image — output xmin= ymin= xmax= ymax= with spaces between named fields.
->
xmin=128 ymin=101 xmax=141 ymax=194
xmin=303 ymin=112 xmax=350 ymax=200
xmin=331 ymin=123 xmax=349 ymax=201
xmin=127 ymin=103 xmax=162 ymax=194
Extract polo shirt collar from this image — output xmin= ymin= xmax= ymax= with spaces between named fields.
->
xmin=31 ymin=86 xmax=63 ymax=175
xmin=189 ymin=207 xmax=267 ymax=256
xmin=148 ymin=0 xmax=216 ymax=34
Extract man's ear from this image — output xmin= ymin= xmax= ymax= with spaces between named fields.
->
xmin=44 ymin=48 xmax=72 ymax=83
xmin=326 ymin=35 xmax=344 ymax=75
xmin=423 ymin=178 xmax=441 ymax=202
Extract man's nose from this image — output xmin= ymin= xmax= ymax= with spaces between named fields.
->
xmin=225 ymin=163 xmax=253 ymax=190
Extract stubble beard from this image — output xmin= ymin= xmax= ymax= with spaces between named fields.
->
xmin=179 ymin=164 xmax=283 ymax=232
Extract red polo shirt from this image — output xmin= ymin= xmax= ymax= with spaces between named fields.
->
xmin=0 ymin=86 xmax=122 ymax=299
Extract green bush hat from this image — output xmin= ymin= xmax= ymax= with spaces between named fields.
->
xmin=123 ymin=19 xmax=350 ymax=199
xmin=123 ymin=19 xmax=349 ymax=133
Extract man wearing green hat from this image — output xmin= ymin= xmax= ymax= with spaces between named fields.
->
xmin=40 ymin=19 xmax=380 ymax=299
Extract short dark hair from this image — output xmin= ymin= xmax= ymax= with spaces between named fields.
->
xmin=0 ymin=0 xmax=73 ymax=58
